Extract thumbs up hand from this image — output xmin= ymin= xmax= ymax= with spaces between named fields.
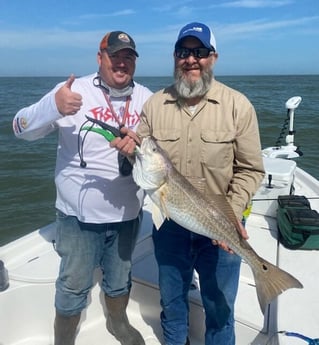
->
xmin=55 ymin=74 xmax=83 ymax=116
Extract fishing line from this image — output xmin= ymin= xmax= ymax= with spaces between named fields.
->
xmin=77 ymin=119 xmax=94 ymax=168
xmin=265 ymin=331 xmax=319 ymax=345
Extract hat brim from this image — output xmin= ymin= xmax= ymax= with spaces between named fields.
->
xmin=106 ymin=45 xmax=139 ymax=57
xmin=175 ymin=34 xmax=212 ymax=50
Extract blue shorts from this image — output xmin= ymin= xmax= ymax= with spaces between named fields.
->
xmin=54 ymin=209 xmax=142 ymax=316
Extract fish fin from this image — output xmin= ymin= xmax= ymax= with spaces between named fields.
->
xmin=156 ymin=184 xmax=170 ymax=220
xmin=152 ymin=203 xmax=165 ymax=230
xmin=252 ymin=257 xmax=303 ymax=314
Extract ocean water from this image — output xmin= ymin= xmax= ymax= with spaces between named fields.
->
xmin=0 ymin=75 xmax=318 ymax=246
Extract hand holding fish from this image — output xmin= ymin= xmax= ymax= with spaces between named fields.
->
xmin=110 ymin=127 xmax=140 ymax=156
xmin=212 ymin=220 xmax=248 ymax=253
xmin=55 ymin=74 xmax=83 ymax=116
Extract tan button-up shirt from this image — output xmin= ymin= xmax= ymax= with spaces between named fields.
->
xmin=137 ymin=79 xmax=265 ymax=219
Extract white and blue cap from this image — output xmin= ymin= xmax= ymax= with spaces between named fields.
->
xmin=175 ymin=22 xmax=216 ymax=52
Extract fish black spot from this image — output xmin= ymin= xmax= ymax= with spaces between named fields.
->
xmin=262 ymin=264 xmax=268 ymax=271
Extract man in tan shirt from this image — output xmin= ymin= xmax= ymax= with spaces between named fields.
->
xmin=113 ymin=22 xmax=264 ymax=345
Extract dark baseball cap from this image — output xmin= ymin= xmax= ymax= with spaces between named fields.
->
xmin=100 ymin=31 xmax=139 ymax=57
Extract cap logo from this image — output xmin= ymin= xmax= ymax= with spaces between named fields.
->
xmin=183 ymin=26 xmax=203 ymax=34
xmin=118 ymin=33 xmax=130 ymax=43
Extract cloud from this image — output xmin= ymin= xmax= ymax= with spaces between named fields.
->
xmin=216 ymin=15 xmax=319 ymax=38
xmin=78 ymin=9 xmax=136 ymax=20
xmin=1 ymin=15 xmax=318 ymax=51
xmin=153 ymin=0 xmax=193 ymax=13
xmin=0 ymin=30 xmax=103 ymax=49
xmin=218 ymin=0 xmax=293 ymax=8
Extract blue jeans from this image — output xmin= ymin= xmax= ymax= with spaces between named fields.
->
xmin=54 ymin=209 xmax=142 ymax=316
xmin=153 ymin=220 xmax=241 ymax=345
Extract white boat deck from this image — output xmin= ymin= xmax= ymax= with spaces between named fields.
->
xmin=1 ymin=164 xmax=319 ymax=345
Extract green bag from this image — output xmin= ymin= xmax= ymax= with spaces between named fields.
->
xmin=277 ymin=195 xmax=319 ymax=250
xmin=277 ymin=195 xmax=311 ymax=209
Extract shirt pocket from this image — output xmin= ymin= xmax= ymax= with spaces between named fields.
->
xmin=200 ymin=130 xmax=235 ymax=169
xmin=152 ymin=128 xmax=181 ymax=166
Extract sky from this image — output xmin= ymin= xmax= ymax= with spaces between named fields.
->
xmin=0 ymin=0 xmax=318 ymax=77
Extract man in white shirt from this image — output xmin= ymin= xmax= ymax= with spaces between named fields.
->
xmin=13 ymin=30 xmax=152 ymax=345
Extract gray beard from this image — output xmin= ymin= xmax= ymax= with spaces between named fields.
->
xmin=174 ymin=68 xmax=213 ymax=99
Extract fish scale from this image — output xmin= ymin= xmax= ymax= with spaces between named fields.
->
xmin=133 ymin=136 xmax=303 ymax=314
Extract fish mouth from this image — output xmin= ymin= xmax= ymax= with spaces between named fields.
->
xmin=133 ymin=146 xmax=145 ymax=167
xmin=134 ymin=145 xmax=142 ymax=158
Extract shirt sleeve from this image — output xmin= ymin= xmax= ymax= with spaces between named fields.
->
xmin=227 ymin=101 xmax=265 ymax=219
xmin=12 ymin=86 xmax=63 ymax=141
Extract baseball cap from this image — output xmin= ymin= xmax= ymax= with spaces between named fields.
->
xmin=100 ymin=31 xmax=139 ymax=57
xmin=175 ymin=22 xmax=216 ymax=52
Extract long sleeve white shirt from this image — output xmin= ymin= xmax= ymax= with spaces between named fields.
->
xmin=13 ymin=73 xmax=153 ymax=223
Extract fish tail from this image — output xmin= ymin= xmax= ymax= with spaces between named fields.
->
xmin=252 ymin=258 xmax=303 ymax=314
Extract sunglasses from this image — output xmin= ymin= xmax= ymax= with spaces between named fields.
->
xmin=175 ymin=47 xmax=214 ymax=59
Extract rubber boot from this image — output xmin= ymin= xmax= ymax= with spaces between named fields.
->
xmin=104 ymin=294 xmax=145 ymax=345
xmin=54 ymin=311 xmax=81 ymax=345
